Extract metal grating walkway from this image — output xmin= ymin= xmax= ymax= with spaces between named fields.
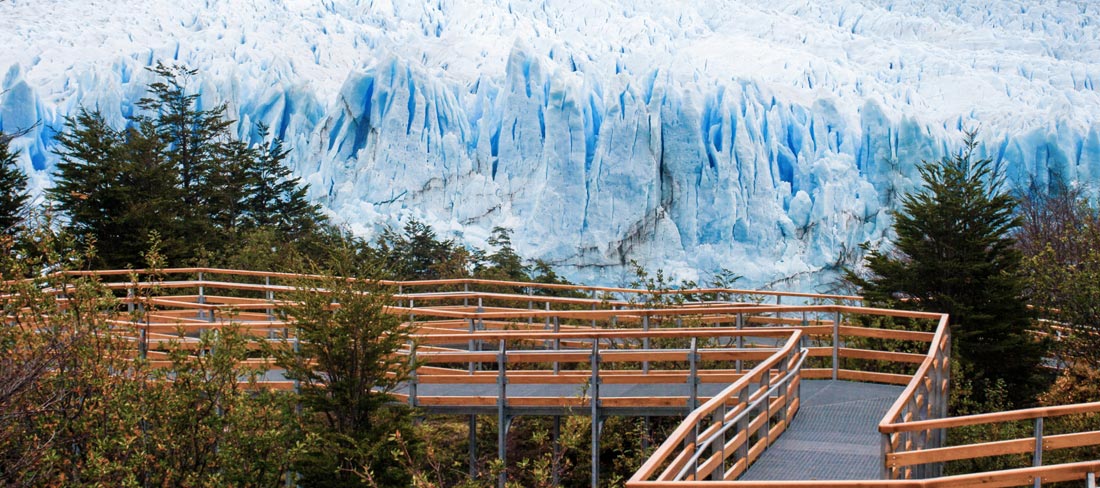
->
xmin=739 ymin=380 xmax=904 ymax=481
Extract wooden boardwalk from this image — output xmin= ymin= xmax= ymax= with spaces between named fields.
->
xmin=50 ymin=268 xmax=1100 ymax=487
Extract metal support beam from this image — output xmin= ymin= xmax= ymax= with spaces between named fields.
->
xmin=736 ymin=313 xmax=744 ymax=373
xmin=591 ymin=340 xmax=601 ymax=488
xmin=498 ymin=340 xmax=509 ymax=488
xmin=642 ymin=314 xmax=651 ymax=374
xmin=832 ymin=311 xmax=841 ymax=380
xmin=409 ymin=343 xmax=418 ymax=407
xmin=1033 ymin=417 xmax=1044 ymax=488
xmin=689 ymin=338 xmax=699 ymax=411
xmin=469 ymin=415 xmax=478 ymax=478
xmin=552 ymin=416 xmax=561 ymax=486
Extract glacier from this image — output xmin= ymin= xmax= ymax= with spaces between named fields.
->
xmin=1 ymin=0 xmax=1099 ymax=289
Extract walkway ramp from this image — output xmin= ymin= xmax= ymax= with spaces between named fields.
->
xmin=739 ymin=380 xmax=904 ymax=481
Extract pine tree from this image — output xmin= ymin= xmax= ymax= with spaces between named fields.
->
xmin=49 ymin=111 xmax=180 ymax=267
xmin=0 ymin=132 xmax=30 ymax=234
xmin=848 ymin=131 xmax=1044 ymax=406
xmin=243 ymin=126 xmax=327 ymax=238
xmin=137 ymin=63 xmax=232 ymax=208
xmin=477 ymin=226 xmax=528 ymax=281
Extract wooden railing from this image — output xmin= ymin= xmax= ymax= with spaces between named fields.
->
xmin=629 ymin=336 xmax=806 ymax=482
xmin=15 ymin=268 xmax=1100 ymax=486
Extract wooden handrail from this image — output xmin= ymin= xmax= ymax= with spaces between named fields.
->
xmin=882 ymin=401 xmax=1100 ymax=433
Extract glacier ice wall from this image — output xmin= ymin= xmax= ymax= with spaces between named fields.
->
xmin=1 ymin=0 xmax=1099 ymax=289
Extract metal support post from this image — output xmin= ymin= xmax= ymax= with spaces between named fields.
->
xmin=688 ymin=338 xmax=699 ymax=411
xmin=1088 ymin=471 xmax=1096 ymax=488
xmin=643 ymin=314 xmax=651 ymax=374
xmin=265 ymin=276 xmax=273 ymax=320
xmin=737 ymin=388 xmax=750 ymax=463
xmin=881 ymin=433 xmax=892 ymax=479
xmin=498 ymin=340 xmax=509 ymax=488
xmin=408 ymin=344 xmax=418 ymax=407
xmin=591 ymin=289 xmax=598 ymax=328
xmin=552 ymin=416 xmax=561 ymax=486
xmin=464 ymin=282 xmax=469 ymax=307
xmin=710 ymin=403 xmax=727 ymax=480
xmin=468 ymin=318 xmax=477 ymax=374
xmin=197 ymin=272 xmax=205 ymax=321
xmin=832 ymin=311 xmax=841 ymax=380
xmin=736 ymin=313 xmax=744 ymax=373
xmin=469 ymin=416 xmax=478 ymax=477
xmin=553 ymin=315 xmax=561 ymax=374
xmin=591 ymin=340 xmax=601 ymax=488
xmin=1033 ymin=417 xmax=1044 ymax=488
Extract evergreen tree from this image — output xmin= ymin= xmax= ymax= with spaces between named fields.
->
xmin=49 ymin=111 xmax=180 ymax=267
xmin=375 ymin=219 xmax=470 ymax=280
xmin=477 ymin=226 xmax=528 ymax=281
xmin=276 ymin=264 xmax=412 ymax=487
xmin=137 ymin=63 xmax=232 ymax=210
xmin=48 ymin=64 xmax=331 ymax=267
xmin=847 ymin=131 xmax=1044 ymax=406
xmin=0 ymin=132 xmax=29 ymax=234
xmin=243 ymin=126 xmax=327 ymax=238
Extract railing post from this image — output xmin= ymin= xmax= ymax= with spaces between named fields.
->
xmin=736 ymin=313 xmax=744 ymax=373
xmin=643 ymin=314 xmax=651 ymax=374
xmin=469 ymin=415 xmax=478 ymax=478
xmin=881 ymin=433 xmax=892 ymax=479
xmin=591 ymin=340 xmax=601 ymax=488
xmin=553 ymin=314 xmax=561 ymax=374
xmin=737 ymin=387 xmax=750 ymax=464
xmin=265 ymin=276 xmax=273 ymax=320
xmin=409 ymin=343 xmax=418 ymax=407
xmin=553 ymin=416 xmax=562 ymax=486
xmin=1033 ymin=416 xmax=1044 ymax=488
xmin=689 ymin=338 xmax=699 ymax=411
xmin=710 ymin=402 xmax=727 ymax=481
xmin=468 ymin=318 xmax=477 ymax=374
xmin=498 ymin=340 xmax=509 ymax=488
xmin=832 ymin=311 xmax=841 ymax=380
xmin=591 ymin=289 xmax=598 ymax=328
xmin=761 ymin=363 xmax=772 ymax=446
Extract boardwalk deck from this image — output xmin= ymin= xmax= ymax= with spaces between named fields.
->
xmin=739 ymin=380 xmax=904 ymax=481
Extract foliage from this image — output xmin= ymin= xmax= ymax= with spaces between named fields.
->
xmin=475 ymin=227 xmax=527 ymax=281
xmin=0 ymin=131 xmax=30 ymax=235
xmin=0 ymin=226 xmax=301 ymax=486
xmin=1017 ymin=187 xmax=1100 ymax=370
xmin=847 ymin=131 xmax=1044 ymax=407
xmin=373 ymin=219 xmax=474 ymax=281
xmin=275 ymin=259 xmax=413 ymax=487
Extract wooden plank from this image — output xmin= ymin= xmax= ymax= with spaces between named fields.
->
xmin=882 ymin=401 xmax=1100 ymax=433
xmin=839 ymin=348 xmax=926 ymax=364
xmin=839 ymin=326 xmax=935 ymax=342
xmin=837 ymin=369 xmax=912 ymax=385
xmin=890 ymin=437 xmax=1034 ymax=466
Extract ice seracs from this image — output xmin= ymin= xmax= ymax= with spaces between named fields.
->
xmin=1 ymin=0 xmax=1097 ymax=289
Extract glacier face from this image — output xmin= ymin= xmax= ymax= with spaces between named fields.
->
xmin=1 ymin=0 xmax=1099 ymax=289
